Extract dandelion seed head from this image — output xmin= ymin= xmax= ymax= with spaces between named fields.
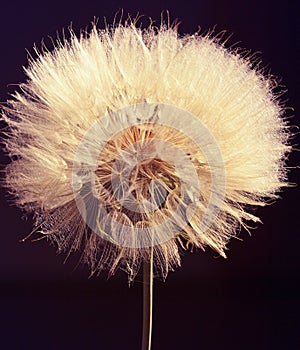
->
xmin=2 ymin=20 xmax=291 ymax=281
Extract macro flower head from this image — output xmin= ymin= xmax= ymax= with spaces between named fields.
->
xmin=2 ymin=19 xmax=290 ymax=282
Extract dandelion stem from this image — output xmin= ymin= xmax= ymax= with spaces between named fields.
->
xmin=142 ymin=248 xmax=153 ymax=350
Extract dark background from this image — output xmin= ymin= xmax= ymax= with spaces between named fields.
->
xmin=0 ymin=1 xmax=299 ymax=349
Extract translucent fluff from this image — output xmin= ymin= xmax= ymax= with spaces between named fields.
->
xmin=2 ymin=22 xmax=290 ymax=281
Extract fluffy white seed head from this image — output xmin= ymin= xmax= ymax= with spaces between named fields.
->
xmin=2 ymin=21 xmax=290 ymax=281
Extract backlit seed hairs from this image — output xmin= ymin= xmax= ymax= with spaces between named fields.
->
xmin=2 ymin=21 xmax=291 ymax=282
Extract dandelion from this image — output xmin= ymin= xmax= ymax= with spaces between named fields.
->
xmin=2 ymin=18 xmax=291 ymax=349
xmin=2 ymin=19 xmax=290 ymax=279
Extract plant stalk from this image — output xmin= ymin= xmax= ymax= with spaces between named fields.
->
xmin=141 ymin=249 xmax=153 ymax=350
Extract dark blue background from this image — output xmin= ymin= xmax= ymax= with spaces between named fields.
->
xmin=0 ymin=1 xmax=299 ymax=349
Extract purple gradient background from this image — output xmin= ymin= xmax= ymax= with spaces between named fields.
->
xmin=0 ymin=1 xmax=299 ymax=349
